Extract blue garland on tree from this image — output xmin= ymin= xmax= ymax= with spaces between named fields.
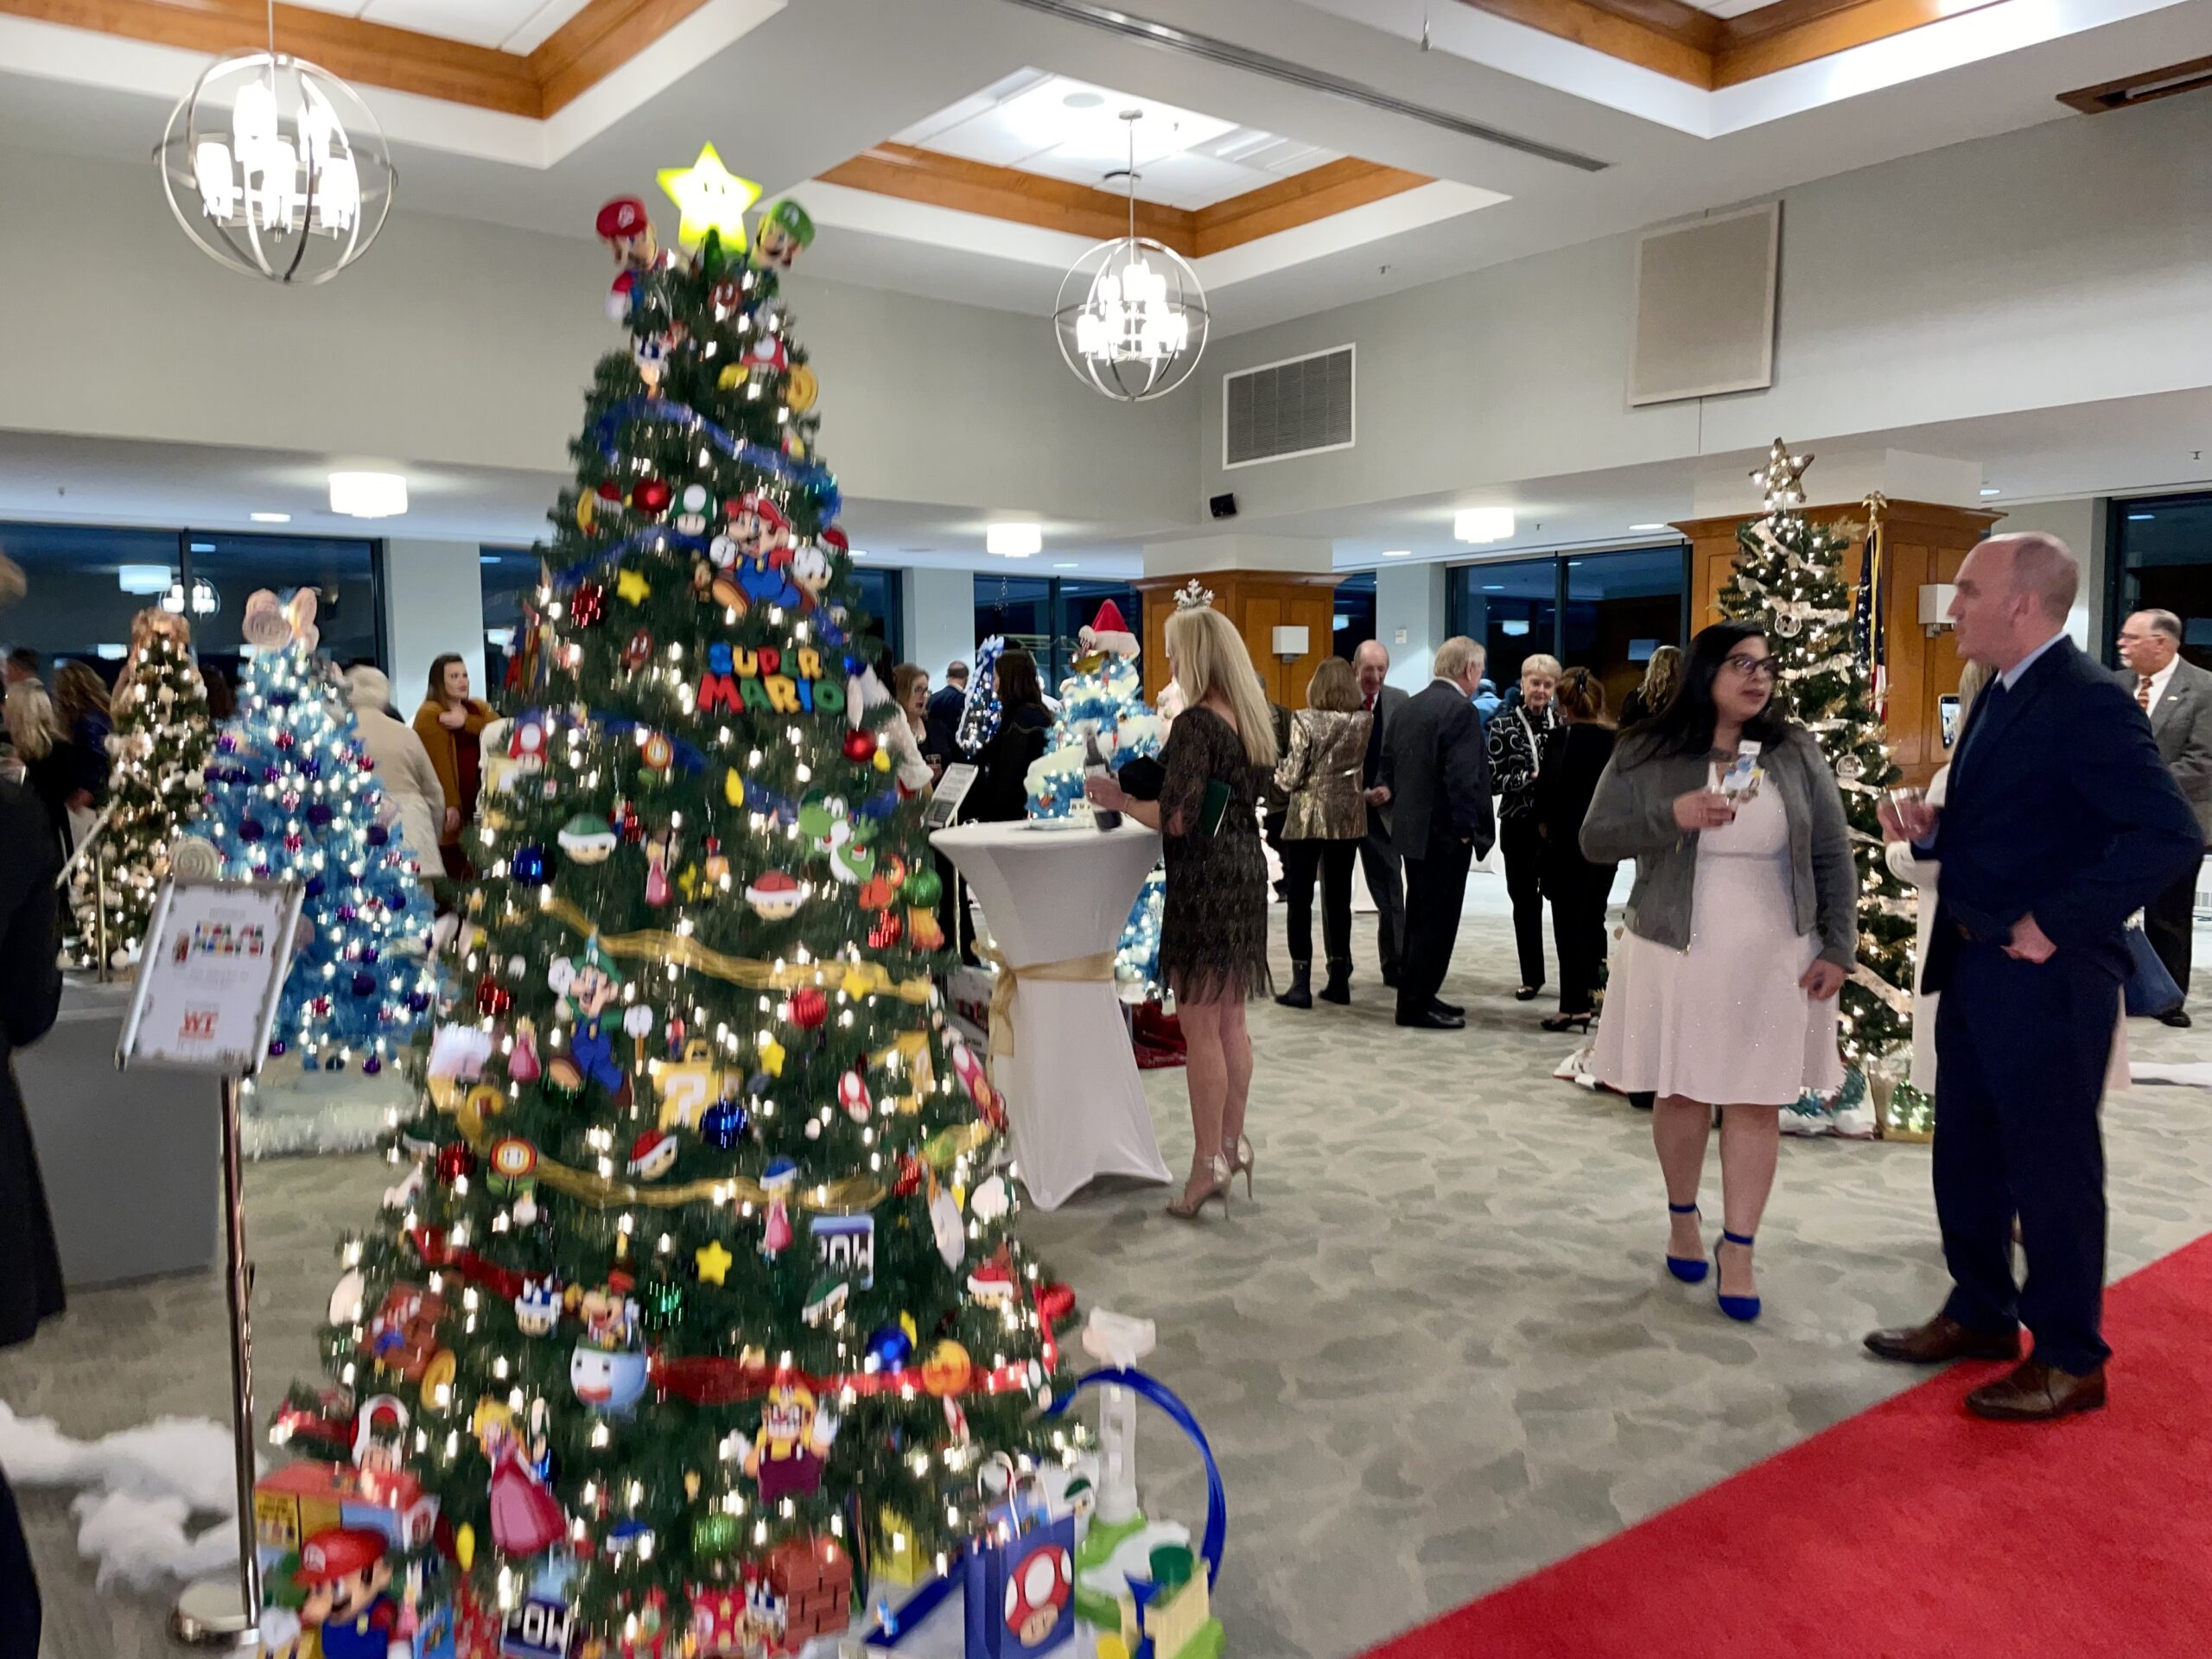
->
xmin=200 ymin=596 xmax=433 ymax=1071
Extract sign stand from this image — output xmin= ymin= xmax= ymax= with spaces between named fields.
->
xmin=116 ymin=874 xmax=306 ymax=1651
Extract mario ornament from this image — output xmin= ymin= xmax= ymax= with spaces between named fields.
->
xmin=743 ymin=1379 xmax=841 ymax=1503
xmin=594 ymin=195 xmax=658 ymax=320
xmin=292 ymin=1528 xmax=404 ymax=1659
xmin=753 ymin=198 xmax=816 ymax=270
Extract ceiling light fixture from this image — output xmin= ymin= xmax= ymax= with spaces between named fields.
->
xmin=154 ymin=0 xmax=395 ymax=285
xmin=1053 ymin=562 xmax=1079 ymax=569
xmin=1979 ymin=487 xmax=2001 ymax=498
xmin=1628 ymin=522 xmax=1668 ymax=532
xmin=987 ymin=524 xmax=1042 ymax=557
xmin=118 ymin=564 xmax=173 ymax=595
xmin=1054 ymin=110 xmax=1208 ymax=404
xmin=250 ymin=512 xmax=290 ymax=523
xmin=1454 ymin=508 xmax=1515 ymax=543
xmin=1381 ymin=550 xmax=1412 ymax=558
xmin=329 ymin=471 xmax=407 ymax=518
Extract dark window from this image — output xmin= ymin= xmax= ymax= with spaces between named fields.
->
xmin=1333 ymin=572 xmax=1376 ymax=660
xmin=480 ymin=547 xmax=541 ymax=692
xmin=846 ymin=566 xmax=905 ymax=673
xmin=2109 ymin=493 xmax=2212 ymax=670
xmin=973 ymin=575 xmax=1141 ymax=688
xmin=1448 ymin=544 xmax=1687 ymax=699
xmin=0 ymin=522 xmax=381 ymax=695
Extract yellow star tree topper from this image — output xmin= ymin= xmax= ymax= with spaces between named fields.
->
xmin=657 ymin=143 xmax=761 ymax=249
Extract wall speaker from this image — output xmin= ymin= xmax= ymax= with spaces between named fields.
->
xmin=1209 ymin=493 xmax=1238 ymax=519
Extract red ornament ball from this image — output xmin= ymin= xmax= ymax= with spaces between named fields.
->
xmin=868 ymin=911 xmax=903 ymax=950
xmin=632 ymin=478 xmax=673 ymax=515
xmin=893 ymin=1154 xmax=925 ymax=1198
xmin=789 ymin=986 xmax=829 ymax=1029
xmin=570 ymin=582 xmax=607 ymax=627
xmin=617 ymin=802 xmax=645 ymax=843
xmin=275 ymin=731 xmax=296 ymax=750
xmin=435 ymin=1142 xmax=477 ymax=1185
xmin=595 ymin=480 xmax=623 ymax=502
xmin=842 ymin=728 xmax=878 ymax=764
xmin=475 ymin=976 xmax=513 ymax=1018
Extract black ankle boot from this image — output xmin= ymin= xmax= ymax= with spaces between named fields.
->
xmin=1318 ymin=961 xmax=1351 ymax=1004
xmin=1275 ymin=963 xmax=1313 ymax=1008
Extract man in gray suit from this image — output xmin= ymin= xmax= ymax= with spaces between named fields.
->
xmin=1353 ymin=640 xmax=1409 ymax=988
xmin=2118 ymin=607 xmax=2212 ymax=1026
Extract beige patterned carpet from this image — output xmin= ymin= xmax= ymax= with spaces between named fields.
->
xmin=10 ymin=877 xmax=2212 ymax=1659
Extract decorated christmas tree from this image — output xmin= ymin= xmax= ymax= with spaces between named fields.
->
xmin=955 ymin=633 xmax=1007 ymax=755
xmin=281 ymin=160 xmax=1068 ymax=1656
xmin=198 ymin=588 xmax=432 ymax=1072
xmin=1719 ymin=440 xmax=1912 ymax=1078
xmin=1024 ymin=601 xmax=1170 ymax=1004
xmin=67 ymin=607 xmax=212 ymax=970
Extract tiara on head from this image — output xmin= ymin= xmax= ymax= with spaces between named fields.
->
xmin=1173 ymin=579 xmax=1215 ymax=612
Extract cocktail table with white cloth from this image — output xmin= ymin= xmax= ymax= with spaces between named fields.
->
xmin=931 ymin=820 xmax=1172 ymax=1210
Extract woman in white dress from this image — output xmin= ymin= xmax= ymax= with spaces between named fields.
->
xmin=1582 ymin=623 xmax=1857 ymax=1322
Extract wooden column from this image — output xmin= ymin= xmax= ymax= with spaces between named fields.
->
xmin=1676 ymin=499 xmax=2003 ymax=788
xmin=1132 ymin=572 xmax=1344 ymax=709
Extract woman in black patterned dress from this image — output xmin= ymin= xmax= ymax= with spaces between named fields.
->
xmin=1085 ymin=604 xmax=1276 ymax=1217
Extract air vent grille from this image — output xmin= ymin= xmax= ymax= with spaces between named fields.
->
xmin=1223 ymin=346 xmax=1355 ymax=469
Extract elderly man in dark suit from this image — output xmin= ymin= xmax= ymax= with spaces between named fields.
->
xmin=1382 ymin=636 xmax=1495 ymax=1030
xmin=925 ymin=659 xmax=970 ymax=760
xmin=2116 ymin=607 xmax=2212 ymax=1027
xmin=1870 ymin=535 xmax=2199 ymax=1421
xmin=1353 ymin=640 xmax=1410 ymax=987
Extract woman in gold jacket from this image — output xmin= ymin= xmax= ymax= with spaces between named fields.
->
xmin=1274 ymin=655 xmax=1371 ymax=1007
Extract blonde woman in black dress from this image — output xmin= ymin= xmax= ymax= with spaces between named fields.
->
xmin=1085 ymin=603 xmax=1278 ymax=1217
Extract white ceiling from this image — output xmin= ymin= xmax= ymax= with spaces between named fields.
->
xmin=5 ymin=0 xmax=2207 ymax=335
xmin=285 ymin=0 xmax=594 ymax=54
xmin=892 ymin=67 xmax=1338 ymax=209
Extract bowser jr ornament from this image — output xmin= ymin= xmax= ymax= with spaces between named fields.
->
xmin=743 ymin=1378 xmax=841 ymax=1503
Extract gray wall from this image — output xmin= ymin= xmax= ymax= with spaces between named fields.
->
xmin=1203 ymin=93 xmax=2212 ymax=522
xmin=0 ymin=146 xmax=1198 ymax=530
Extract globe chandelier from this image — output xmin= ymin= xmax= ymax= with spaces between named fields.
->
xmin=1054 ymin=110 xmax=1209 ymax=403
xmin=154 ymin=0 xmax=396 ymax=285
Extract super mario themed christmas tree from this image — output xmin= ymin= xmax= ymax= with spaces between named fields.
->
xmin=199 ymin=588 xmax=431 ymax=1072
xmin=282 ymin=156 xmax=1069 ymax=1657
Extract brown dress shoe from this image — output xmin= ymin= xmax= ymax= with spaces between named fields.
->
xmin=1864 ymin=1315 xmax=2023 ymax=1364
xmin=1966 ymin=1358 xmax=2107 ymax=1421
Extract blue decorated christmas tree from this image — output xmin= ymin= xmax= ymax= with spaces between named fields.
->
xmin=196 ymin=588 xmax=432 ymax=1071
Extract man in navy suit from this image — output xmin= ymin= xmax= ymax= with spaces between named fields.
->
xmin=1382 ymin=637 xmax=1495 ymax=1029
xmin=1866 ymin=534 xmax=2200 ymax=1421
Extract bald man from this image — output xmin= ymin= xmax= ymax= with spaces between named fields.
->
xmin=1869 ymin=534 xmax=2199 ymax=1421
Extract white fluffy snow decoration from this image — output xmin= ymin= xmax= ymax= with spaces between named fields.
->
xmin=0 ymin=1401 xmax=246 ymax=1589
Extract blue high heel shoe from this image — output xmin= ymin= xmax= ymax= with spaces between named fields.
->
xmin=1714 ymin=1230 xmax=1760 ymax=1322
xmin=1665 ymin=1202 xmax=1708 ymax=1283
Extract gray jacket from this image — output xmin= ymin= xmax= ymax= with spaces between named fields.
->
xmin=2129 ymin=657 xmax=2212 ymax=836
xmin=1579 ymin=724 xmax=1858 ymax=967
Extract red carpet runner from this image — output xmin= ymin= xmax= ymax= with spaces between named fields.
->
xmin=1363 ymin=1233 xmax=2212 ymax=1659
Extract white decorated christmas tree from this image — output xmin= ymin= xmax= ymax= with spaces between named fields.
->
xmin=67 ymin=607 xmax=213 ymax=969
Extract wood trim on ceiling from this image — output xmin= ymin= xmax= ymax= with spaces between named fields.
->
xmin=0 ymin=0 xmax=711 ymax=118
xmin=817 ymin=144 xmax=1431 ymax=259
xmin=2057 ymin=51 xmax=2212 ymax=115
xmin=1452 ymin=0 xmax=2014 ymax=90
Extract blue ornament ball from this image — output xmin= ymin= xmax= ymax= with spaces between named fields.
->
xmin=298 ymin=757 xmax=322 ymax=779
xmin=406 ymin=991 xmax=430 ymax=1013
xmin=866 ymin=1324 xmax=914 ymax=1370
xmin=361 ymin=949 xmax=378 ymax=965
xmin=385 ymin=890 xmax=407 ymax=913
xmin=267 ymin=1039 xmax=286 ymax=1057
xmin=511 ymin=845 xmax=550 ymax=884
xmin=306 ymin=802 xmax=334 ymax=828
xmin=366 ymin=824 xmax=390 ymax=847
xmin=351 ymin=972 xmax=375 ymax=997
xmin=303 ymin=876 xmax=326 ymax=899
xmin=362 ymin=1055 xmax=383 ymax=1076
xmin=262 ymin=766 xmax=282 ymax=784
xmin=217 ymin=734 xmax=238 ymax=754
xmin=700 ymin=1099 xmax=749 ymax=1150
xmin=239 ymin=818 xmax=266 ymax=842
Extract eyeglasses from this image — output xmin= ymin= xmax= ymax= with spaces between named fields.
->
xmin=1722 ymin=653 xmax=1777 ymax=680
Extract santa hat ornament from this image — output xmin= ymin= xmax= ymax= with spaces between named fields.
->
xmin=1078 ymin=600 xmax=1138 ymax=661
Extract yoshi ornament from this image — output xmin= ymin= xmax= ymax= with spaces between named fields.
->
xmin=796 ymin=791 xmax=876 ymax=885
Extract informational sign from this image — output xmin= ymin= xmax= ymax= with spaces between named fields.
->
xmin=118 ymin=876 xmax=304 ymax=1078
xmin=924 ymin=762 xmax=979 ymax=830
